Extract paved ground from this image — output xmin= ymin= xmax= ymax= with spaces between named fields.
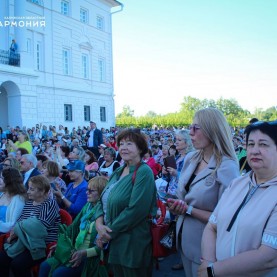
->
xmin=152 ymin=253 xmax=185 ymax=277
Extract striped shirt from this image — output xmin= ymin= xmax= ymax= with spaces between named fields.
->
xmin=17 ymin=198 xmax=60 ymax=244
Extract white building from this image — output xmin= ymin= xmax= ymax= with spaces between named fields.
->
xmin=0 ymin=0 xmax=122 ymax=131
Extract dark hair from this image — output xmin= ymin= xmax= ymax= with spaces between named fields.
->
xmin=85 ymin=150 xmax=97 ymax=165
xmin=249 ymin=118 xmax=259 ymax=124
xmin=61 ymin=146 xmax=70 ymax=157
xmin=245 ymin=120 xmax=277 ymax=146
xmin=2 ymin=168 xmax=26 ymax=196
xmin=36 ymin=154 xmax=49 ymax=163
xmin=17 ymin=147 xmax=29 ymax=156
xmin=168 ymin=144 xmax=178 ymax=156
xmin=117 ymin=128 xmax=148 ymax=158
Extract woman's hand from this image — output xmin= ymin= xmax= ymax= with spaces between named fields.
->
xmin=53 ymin=184 xmax=63 ymax=198
xmin=166 ymin=167 xmax=177 ymax=177
xmin=97 ymin=224 xmax=112 ymax=242
xmin=70 ymin=250 xmax=86 ymax=267
xmin=7 ymin=230 xmax=17 ymax=243
xmin=198 ymin=260 xmax=212 ymax=277
xmin=167 ymin=198 xmax=187 ymax=215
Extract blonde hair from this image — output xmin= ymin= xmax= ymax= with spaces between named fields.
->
xmin=88 ymin=176 xmax=108 ymax=195
xmin=194 ymin=108 xmax=237 ymax=169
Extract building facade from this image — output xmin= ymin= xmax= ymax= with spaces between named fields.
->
xmin=0 ymin=0 xmax=122 ymax=130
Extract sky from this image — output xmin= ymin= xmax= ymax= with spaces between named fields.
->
xmin=111 ymin=0 xmax=277 ymax=116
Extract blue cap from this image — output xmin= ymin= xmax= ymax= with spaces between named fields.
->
xmin=66 ymin=160 xmax=85 ymax=173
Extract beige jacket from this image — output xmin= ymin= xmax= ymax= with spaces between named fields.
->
xmin=210 ymin=172 xmax=277 ymax=276
xmin=176 ymin=151 xmax=239 ymax=264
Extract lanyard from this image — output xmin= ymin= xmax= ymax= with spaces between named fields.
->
xmin=227 ymin=182 xmax=260 ymax=232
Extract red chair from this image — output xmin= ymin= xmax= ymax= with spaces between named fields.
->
xmin=32 ymin=209 xmax=73 ymax=276
xmin=59 ymin=208 xmax=73 ymax=226
xmin=0 ymin=233 xmax=9 ymax=250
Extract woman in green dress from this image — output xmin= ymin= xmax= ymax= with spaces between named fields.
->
xmin=39 ymin=176 xmax=108 ymax=277
xmin=95 ymin=128 xmax=157 ymax=277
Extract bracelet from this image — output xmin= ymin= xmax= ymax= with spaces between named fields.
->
xmin=186 ymin=205 xmax=193 ymax=215
xmin=61 ymin=195 xmax=65 ymax=200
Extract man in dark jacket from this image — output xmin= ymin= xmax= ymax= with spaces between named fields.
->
xmin=20 ymin=154 xmax=41 ymax=189
xmin=85 ymin=121 xmax=103 ymax=158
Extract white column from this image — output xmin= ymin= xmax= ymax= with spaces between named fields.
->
xmin=0 ymin=0 xmax=9 ymax=50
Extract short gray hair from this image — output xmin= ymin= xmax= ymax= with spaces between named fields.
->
xmin=21 ymin=154 xmax=38 ymax=168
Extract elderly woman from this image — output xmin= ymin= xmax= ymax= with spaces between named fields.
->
xmin=54 ymin=160 xmax=88 ymax=219
xmin=7 ymin=131 xmax=33 ymax=154
xmin=0 ymin=175 xmax=60 ymax=277
xmin=199 ymin=120 xmax=277 ymax=277
xmin=1 ymin=157 xmax=20 ymax=171
xmin=162 ymin=130 xmax=194 ymax=196
xmin=95 ymin=128 xmax=157 ymax=277
xmin=99 ymin=147 xmax=120 ymax=178
xmin=39 ymin=176 xmax=108 ymax=277
xmin=168 ymin=108 xmax=240 ymax=277
xmin=0 ymin=168 xmax=26 ymax=234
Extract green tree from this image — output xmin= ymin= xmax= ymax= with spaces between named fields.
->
xmin=116 ymin=105 xmax=134 ymax=118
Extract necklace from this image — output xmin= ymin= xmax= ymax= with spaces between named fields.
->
xmin=202 ymin=158 xmax=208 ymax=164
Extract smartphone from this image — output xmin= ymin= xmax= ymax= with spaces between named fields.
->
xmin=50 ymin=182 xmax=58 ymax=191
xmin=164 ymin=156 xmax=177 ymax=169
xmin=157 ymin=191 xmax=178 ymax=203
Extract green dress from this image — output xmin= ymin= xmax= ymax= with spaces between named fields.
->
xmin=95 ymin=162 xmax=157 ymax=269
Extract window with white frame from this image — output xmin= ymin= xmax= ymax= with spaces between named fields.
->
xmin=64 ymin=104 xmax=72 ymax=121
xmin=82 ymin=54 xmax=88 ymax=79
xmin=84 ymin=106 xmax=90 ymax=121
xmin=98 ymin=58 xmax=105 ymax=82
xmin=62 ymin=49 xmax=70 ymax=75
xmin=80 ymin=8 xmax=88 ymax=23
xmin=100 ymin=106 xmax=106 ymax=122
xmin=96 ymin=15 xmax=104 ymax=31
xmin=61 ymin=0 xmax=69 ymax=16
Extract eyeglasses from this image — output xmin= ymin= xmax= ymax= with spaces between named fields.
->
xmin=189 ymin=124 xmax=201 ymax=132
xmin=86 ymin=188 xmax=97 ymax=194
xmin=2 ymin=163 xmax=11 ymax=168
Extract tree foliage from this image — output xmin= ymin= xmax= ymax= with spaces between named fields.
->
xmin=115 ymin=97 xmax=277 ymax=128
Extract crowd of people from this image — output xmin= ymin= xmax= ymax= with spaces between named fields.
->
xmin=0 ymin=111 xmax=276 ymax=277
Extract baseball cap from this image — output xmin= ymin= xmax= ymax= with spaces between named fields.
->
xmin=99 ymin=144 xmax=107 ymax=149
xmin=66 ymin=160 xmax=85 ymax=173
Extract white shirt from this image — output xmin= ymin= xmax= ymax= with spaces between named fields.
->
xmin=88 ymin=129 xmax=95 ymax=147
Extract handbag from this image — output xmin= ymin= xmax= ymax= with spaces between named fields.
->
xmin=53 ymin=224 xmax=75 ymax=264
xmin=159 ymin=220 xmax=176 ymax=249
xmin=151 ymin=200 xmax=176 ymax=258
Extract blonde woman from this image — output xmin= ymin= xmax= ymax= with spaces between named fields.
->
xmin=168 ymin=108 xmax=240 ymax=277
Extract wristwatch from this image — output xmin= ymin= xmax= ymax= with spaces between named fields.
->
xmin=186 ymin=205 xmax=193 ymax=215
xmin=207 ymin=262 xmax=215 ymax=277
